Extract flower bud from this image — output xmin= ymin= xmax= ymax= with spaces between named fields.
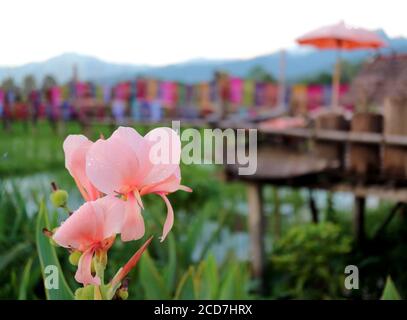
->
xmin=75 ymin=285 xmax=95 ymax=300
xmin=74 ymin=288 xmax=83 ymax=299
xmin=69 ymin=251 xmax=82 ymax=266
xmin=50 ymin=189 xmax=69 ymax=208
xmin=117 ymin=288 xmax=128 ymax=300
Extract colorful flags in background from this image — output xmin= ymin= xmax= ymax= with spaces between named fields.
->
xmin=209 ymin=80 xmax=218 ymax=103
xmin=255 ymin=82 xmax=266 ymax=107
xmin=264 ymin=83 xmax=278 ymax=107
xmin=323 ymin=85 xmax=332 ymax=107
xmin=170 ymin=82 xmax=178 ymax=108
xmin=136 ymin=78 xmax=147 ymax=101
xmin=150 ymin=100 xmax=162 ymax=121
xmin=0 ymin=89 xmax=4 ymax=115
xmin=307 ymin=85 xmax=324 ymax=112
xmin=185 ymin=84 xmax=194 ymax=105
xmin=161 ymin=81 xmax=173 ymax=108
xmin=99 ymin=79 xmax=350 ymax=115
xmin=0 ymin=70 xmax=354 ymax=123
xmin=218 ymin=74 xmax=230 ymax=103
xmin=112 ymin=97 xmax=126 ymax=123
xmin=230 ymin=77 xmax=243 ymax=105
xmin=95 ymin=85 xmax=104 ymax=101
xmin=243 ymin=80 xmax=255 ymax=107
xmin=51 ymin=86 xmax=61 ymax=107
xmin=7 ymin=90 xmax=15 ymax=105
xmin=61 ymin=84 xmax=70 ymax=101
xmin=198 ymin=82 xmax=210 ymax=110
xmin=147 ymin=79 xmax=158 ymax=102
xmin=103 ymin=85 xmax=112 ymax=104
xmin=291 ymin=84 xmax=308 ymax=115
xmin=75 ymin=82 xmax=87 ymax=98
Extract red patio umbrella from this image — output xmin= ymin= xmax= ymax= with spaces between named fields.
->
xmin=297 ymin=21 xmax=386 ymax=108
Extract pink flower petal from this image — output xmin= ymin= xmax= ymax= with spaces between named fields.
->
xmin=142 ymin=128 xmax=181 ymax=186
xmin=179 ymin=185 xmax=193 ymax=192
xmin=140 ymin=168 xmax=181 ymax=195
xmin=86 ymin=137 xmax=140 ymax=195
xmin=158 ymin=193 xmax=174 ymax=242
xmin=111 ymin=126 xmax=146 ymax=155
xmin=75 ymin=247 xmax=100 ymax=286
xmin=94 ymin=195 xmax=126 ymax=239
xmin=121 ymin=194 xmax=145 ymax=242
xmin=140 ymin=167 xmax=192 ymax=195
xmin=63 ymin=135 xmax=100 ymax=201
xmin=53 ymin=201 xmax=100 ymax=250
xmin=53 ymin=196 xmax=124 ymax=250
xmin=112 ymin=126 xmax=153 ymax=178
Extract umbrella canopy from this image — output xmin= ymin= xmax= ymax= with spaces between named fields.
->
xmin=297 ymin=21 xmax=386 ymax=50
xmin=296 ymin=22 xmax=386 ymax=109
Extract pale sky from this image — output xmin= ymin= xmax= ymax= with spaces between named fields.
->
xmin=1 ymin=0 xmax=406 ymax=67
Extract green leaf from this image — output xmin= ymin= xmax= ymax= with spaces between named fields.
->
xmin=139 ymin=251 xmax=170 ymax=299
xmin=175 ymin=267 xmax=196 ymax=300
xmin=198 ymin=254 xmax=219 ymax=299
xmin=36 ymin=199 xmax=74 ymax=300
xmin=381 ymin=276 xmax=402 ymax=300
xmin=8 ymin=182 xmax=27 ymax=239
xmin=219 ymin=264 xmax=238 ymax=299
xmin=163 ymin=233 xmax=177 ymax=293
xmin=18 ymin=258 xmax=33 ymax=300
xmin=219 ymin=262 xmax=250 ymax=299
xmin=0 ymin=242 xmax=31 ymax=272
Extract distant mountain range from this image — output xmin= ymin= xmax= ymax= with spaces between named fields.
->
xmin=1 ymin=30 xmax=407 ymax=85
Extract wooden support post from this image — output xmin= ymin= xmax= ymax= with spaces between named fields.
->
xmin=314 ymin=112 xmax=348 ymax=169
xmin=309 ymin=190 xmax=319 ymax=224
xmin=348 ymin=112 xmax=383 ymax=175
xmin=331 ymin=57 xmax=341 ymax=108
xmin=277 ymin=49 xmax=287 ymax=111
xmin=326 ymin=192 xmax=335 ymax=222
xmin=383 ymin=98 xmax=407 ymax=179
xmin=246 ymin=182 xmax=267 ymax=295
xmin=353 ymin=196 xmax=366 ymax=245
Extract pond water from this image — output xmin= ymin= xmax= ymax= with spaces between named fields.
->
xmin=2 ymin=170 xmax=83 ymax=218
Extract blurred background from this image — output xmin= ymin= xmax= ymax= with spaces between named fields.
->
xmin=1 ymin=0 xmax=407 ymax=300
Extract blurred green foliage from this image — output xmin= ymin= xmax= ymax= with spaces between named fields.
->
xmin=2 ymin=121 xmax=407 ymax=300
xmin=270 ymin=222 xmax=352 ymax=299
xmin=247 ymin=65 xmax=276 ymax=83
xmin=0 ymin=181 xmax=41 ymax=299
xmin=298 ymin=61 xmax=362 ymax=85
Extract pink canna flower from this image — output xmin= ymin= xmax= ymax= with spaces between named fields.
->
xmin=86 ymin=127 xmax=191 ymax=242
xmin=53 ymin=195 xmax=125 ymax=285
xmin=63 ymin=135 xmax=101 ymax=201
